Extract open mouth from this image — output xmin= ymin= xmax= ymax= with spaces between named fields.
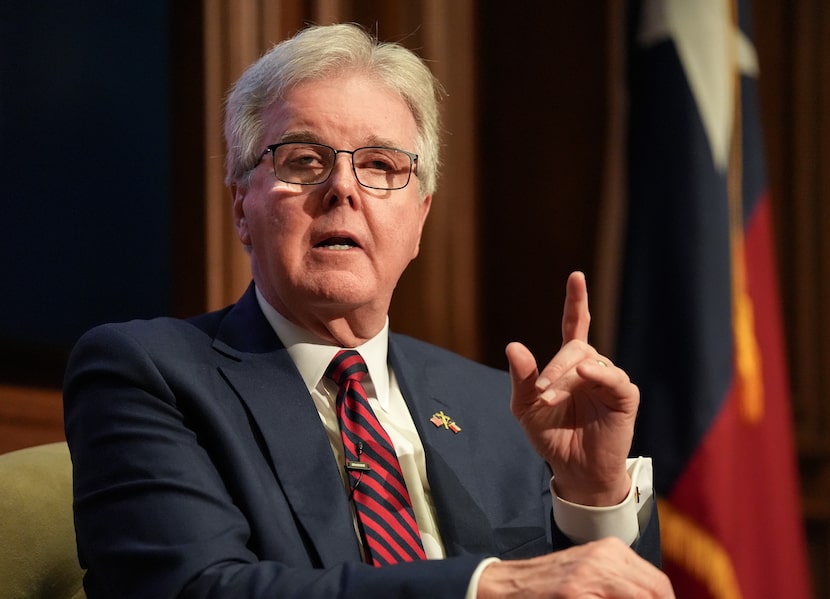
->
xmin=315 ymin=236 xmax=358 ymax=250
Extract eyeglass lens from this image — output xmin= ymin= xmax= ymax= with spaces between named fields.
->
xmin=272 ymin=143 xmax=413 ymax=190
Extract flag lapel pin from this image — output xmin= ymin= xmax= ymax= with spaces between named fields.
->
xmin=430 ymin=410 xmax=461 ymax=433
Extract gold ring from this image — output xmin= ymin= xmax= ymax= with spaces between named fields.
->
xmin=597 ymin=360 xmax=608 ymax=367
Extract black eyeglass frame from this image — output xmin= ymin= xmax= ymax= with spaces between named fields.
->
xmin=257 ymin=142 xmax=419 ymax=191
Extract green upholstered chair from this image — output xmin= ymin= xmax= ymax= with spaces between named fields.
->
xmin=0 ymin=442 xmax=85 ymax=598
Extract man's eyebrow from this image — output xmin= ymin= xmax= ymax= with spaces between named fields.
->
xmin=278 ymin=131 xmax=320 ymax=144
xmin=364 ymin=135 xmax=401 ymax=149
xmin=277 ymin=131 xmax=404 ymax=149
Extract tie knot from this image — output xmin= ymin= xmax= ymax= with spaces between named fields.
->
xmin=326 ymin=349 xmax=368 ymax=386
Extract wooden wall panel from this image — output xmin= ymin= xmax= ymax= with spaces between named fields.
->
xmin=0 ymin=386 xmax=64 ymax=455
xmin=202 ymin=0 xmax=296 ymax=311
xmin=751 ymin=0 xmax=830 ymax=594
xmin=477 ymin=3 xmax=611 ymax=368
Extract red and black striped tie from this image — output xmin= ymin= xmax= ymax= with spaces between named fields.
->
xmin=326 ymin=349 xmax=426 ymax=566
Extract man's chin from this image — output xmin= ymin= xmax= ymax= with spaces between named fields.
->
xmin=302 ymin=280 xmax=385 ymax=312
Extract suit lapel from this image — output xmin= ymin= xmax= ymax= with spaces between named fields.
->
xmin=389 ymin=337 xmax=496 ymax=556
xmin=212 ymin=286 xmax=361 ymax=565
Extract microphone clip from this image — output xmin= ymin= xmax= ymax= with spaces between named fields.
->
xmin=345 ymin=460 xmax=372 ymax=472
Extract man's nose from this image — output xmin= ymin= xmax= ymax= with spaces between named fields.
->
xmin=323 ymin=153 xmax=360 ymax=207
xmin=327 ymin=152 xmax=360 ymax=187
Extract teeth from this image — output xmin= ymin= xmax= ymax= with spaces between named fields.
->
xmin=318 ymin=236 xmax=356 ymax=250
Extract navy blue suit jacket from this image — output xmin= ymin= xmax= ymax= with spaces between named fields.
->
xmin=64 ymin=285 xmax=661 ymax=598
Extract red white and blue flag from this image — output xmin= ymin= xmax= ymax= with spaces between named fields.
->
xmin=615 ymin=0 xmax=812 ymax=596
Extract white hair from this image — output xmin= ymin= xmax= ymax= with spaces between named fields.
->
xmin=224 ymin=23 xmax=443 ymax=198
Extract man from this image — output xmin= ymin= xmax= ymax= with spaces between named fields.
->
xmin=64 ymin=23 xmax=673 ymax=598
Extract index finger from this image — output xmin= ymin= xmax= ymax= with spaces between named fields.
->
xmin=561 ymin=271 xmax=591 ymax=345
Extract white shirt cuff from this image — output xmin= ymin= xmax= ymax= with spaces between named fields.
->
xmin=551 ymin=456 xmax=654 ymax=546
xmin=465 ymin=557 xmax=501 ymax=599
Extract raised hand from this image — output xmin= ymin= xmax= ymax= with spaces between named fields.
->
xmin=506 ymin=272 xmax=639 ymax=506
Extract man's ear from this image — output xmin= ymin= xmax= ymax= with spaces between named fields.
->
xmin=412 ymin=193 xmax=432 ymax=259
xmin=231 ymin=183 xmax=251 ymax=246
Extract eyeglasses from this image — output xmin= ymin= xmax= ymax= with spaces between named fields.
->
xmin=257 ymin=142 xmax=418 ymax=191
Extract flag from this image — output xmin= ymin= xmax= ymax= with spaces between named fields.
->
xmin=615 ymin=0 xmax=812 ymax=597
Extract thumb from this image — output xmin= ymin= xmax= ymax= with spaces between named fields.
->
xmin=506 ymin=342 xmax=539 ymax=412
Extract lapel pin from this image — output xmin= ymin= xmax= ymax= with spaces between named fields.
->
xmin=430 ymin=410 xmax=461 ymax=433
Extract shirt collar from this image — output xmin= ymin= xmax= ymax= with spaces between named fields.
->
xmin=254 ymin=286 xmax=391 ymax=409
